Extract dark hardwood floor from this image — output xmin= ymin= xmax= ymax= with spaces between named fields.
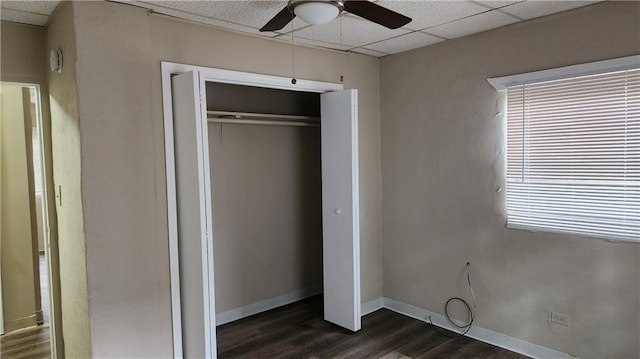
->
xmin=217 ymin=296 xmax=530 ymax=359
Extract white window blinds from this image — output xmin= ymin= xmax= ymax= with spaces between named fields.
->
xmin=506 ymin=68 xmax=639 ymax=242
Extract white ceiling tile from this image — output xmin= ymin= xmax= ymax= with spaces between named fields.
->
xmin=1 ymin=1 xmax=59 ymax=15
xmin=201 ymin=17 xmax=271 ymax=36
xmin=273 ymin=18 xmax=313 ymax=34
xmin=351 ymin=47 xmax=389 ymax=57
xmin=0 ymin=7 xmax=48 ymax=26
xmin=126 ymin=1 xmax=277 ymax=36
xmin=275 ymin=35 xmax=353 ymax=51
xmin=426 ymin=10 xmax=519 ymax=39
xmin=141 ymin=1 xmax=306 ymax=32
xmin=376 ymin=0 xmax=489 ymax=31
xmin=499 ymin=1 xmax=600 ymax=20
xmin=474 ymin=1 xmax=523 ymax=10
xmin=367 ymin=31 xmax=443 ymax=54
xmin=291 ymin=15 xmax=410 ymax=48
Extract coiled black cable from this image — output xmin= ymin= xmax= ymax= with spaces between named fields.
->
xmin=428 ymin=262 xmax=477 ymax=337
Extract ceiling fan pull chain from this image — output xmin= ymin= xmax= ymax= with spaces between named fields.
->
xmin=291 ymin=10 xmax=297 ymax=85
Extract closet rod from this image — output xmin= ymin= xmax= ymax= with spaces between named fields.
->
xmin=207 ymin=110 xmax=319 ymax=121
xmin=207 ymin=110 xmax=320 ymax=127
xmin=208 ymin=118 xmax=319 ymax=127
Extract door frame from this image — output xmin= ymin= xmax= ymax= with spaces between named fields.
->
xmin=161 ymin=62 xmax=343 ymax=358
xmin=0 ymin=81 xmax=60 ymax=358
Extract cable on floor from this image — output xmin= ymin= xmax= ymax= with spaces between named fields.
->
xmin=427 ymin=262 xmax=477 ymax=338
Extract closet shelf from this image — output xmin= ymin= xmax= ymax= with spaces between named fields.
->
xmin=207 ymin=110 xmax=319 ymax=127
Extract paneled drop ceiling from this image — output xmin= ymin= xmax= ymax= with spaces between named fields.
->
xmin=0 ymin=0 xmax=59 ymax=26
xmin=1 ymin=1 xmax=601 ymax=57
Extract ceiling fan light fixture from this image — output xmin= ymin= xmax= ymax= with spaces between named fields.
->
xmin=260 ymin=0 xmax=410 ymax=33
xmin=292 ymin=1 xmax=342 ymax=25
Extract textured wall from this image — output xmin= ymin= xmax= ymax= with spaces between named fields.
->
xmin=209 ymin=123 xmax=323 ymax=313
xmin=69 ymin=1 xmax=382 ymax=357
xmin=380 ymin=2 xmax=640 ymax=358
xmin=46 ymin=3 xmax=92 ymax=358
xmin=0 ymin=21 xmax=45 ymax=84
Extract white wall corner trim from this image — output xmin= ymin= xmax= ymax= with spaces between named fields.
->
xmin=487 ymin=55 xmax=640 ymax=91
xmin=216 ymin=285 xmax=322 ymax=326
xmin=360 ymin=297 xmax=577 ymax=359
xmin=361 ymin=297 xmax=384 ymax=316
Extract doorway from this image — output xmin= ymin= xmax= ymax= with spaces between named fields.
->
xmin=162 ymin=63 xmax=361 ymax=358
xmin=0 ymin=83 xmax=58 ymax=359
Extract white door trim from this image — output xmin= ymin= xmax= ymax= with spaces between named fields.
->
xmin=161 ymin=62 xmax=343 ymax=358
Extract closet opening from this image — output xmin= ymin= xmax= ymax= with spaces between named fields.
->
xmin=205 ymin=82 xmax=324 ymax=326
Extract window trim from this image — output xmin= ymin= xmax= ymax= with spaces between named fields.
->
xmin=487 ymin=55 xmax=640 ymax=91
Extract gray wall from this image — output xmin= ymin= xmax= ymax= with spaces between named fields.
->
xmin=209 ymin=123 xmax=323 ymax=313
xmin=68 ymin=1 xmax=382 ymax=357
xmin=379 ymin=2 xmax=640 ymax=359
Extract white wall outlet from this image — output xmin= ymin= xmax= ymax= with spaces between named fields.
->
xmin=549 ymin=311 xmax=570 ymax=327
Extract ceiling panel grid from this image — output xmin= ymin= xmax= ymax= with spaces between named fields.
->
xmin=0 ymin=1 xmax=603 ymax=56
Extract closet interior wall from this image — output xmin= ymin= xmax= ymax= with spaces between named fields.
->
xmin=206 ymin=82 xmax=324 ymax=315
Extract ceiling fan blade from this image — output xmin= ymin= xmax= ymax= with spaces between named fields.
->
xmin=260 ymin=6 xmax=295 ymax=32
xmin=344 ymin=1 xmax=411 ymax=29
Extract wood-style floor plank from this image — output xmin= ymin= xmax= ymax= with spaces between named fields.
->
xmin=0 ymin=325 xmax=51 ymax=359
xmin=217 ymin=296 xmax=530 ymax=359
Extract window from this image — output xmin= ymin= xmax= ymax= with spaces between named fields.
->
xmin=505 ymin=67 xmax=639 ymax=242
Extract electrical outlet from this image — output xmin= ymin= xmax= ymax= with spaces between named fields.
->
xmin=549 ymin=311 xmax=570 ymax=327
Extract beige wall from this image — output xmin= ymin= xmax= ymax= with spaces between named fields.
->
xmin=0 ymin=22 xmax=45 ymax=85
xmin=69 ymin=1 xmax=381 ymax=357
xmin=379 ymin=2 xmax=640 ymax=359
xmin=0 ymin=86 xmax=38 ymax=333
xmin=1 ymin=19 xmax=64 ymax=356
xmin=46 ymin=3 xmax=92 ymax=358
xmin=209 ymin=123 xmax=323 ymax=313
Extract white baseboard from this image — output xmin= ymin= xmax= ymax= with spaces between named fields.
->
xmin=216 ymin=285 xmax=322 ymax=326
xmin=362 ymin=297 xmax=384 ymax=316
xmin=370 ymin=297 xmax=575 ymax=359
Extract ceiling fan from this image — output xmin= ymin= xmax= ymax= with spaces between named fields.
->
xmin=260 ymin=0 xmax=412 ymax=32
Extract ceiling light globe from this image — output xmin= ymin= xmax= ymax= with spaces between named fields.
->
xmin=294 ymin=2 xmax=340 ymax=25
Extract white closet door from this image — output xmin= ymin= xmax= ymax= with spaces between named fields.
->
xmin=321 ymin=89 xmax=361 ymax=332
xmin=171 ymin=71 xmax=216 ymax=358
